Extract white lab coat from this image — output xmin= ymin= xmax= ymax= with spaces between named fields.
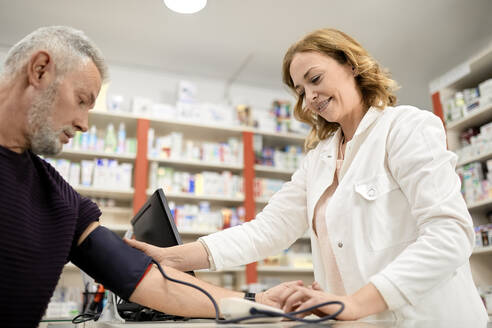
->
xmin=201 ymin=105 xmax=488 ymax=322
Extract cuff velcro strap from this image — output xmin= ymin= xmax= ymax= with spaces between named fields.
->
xmin=70 ymin=226 xmax=152 ymax=300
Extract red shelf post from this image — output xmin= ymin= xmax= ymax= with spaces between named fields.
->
xmin=133 ymin=118 xmax=149 ymax=214
xmin=242 ymin=131 xmax=258 ymax=284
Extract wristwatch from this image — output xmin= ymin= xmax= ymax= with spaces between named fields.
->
xmin=244 ymin=292 xmax=256 ymax=302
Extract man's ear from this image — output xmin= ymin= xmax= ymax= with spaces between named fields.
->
xmin=27 ymin=51 xmax=56 ymax=88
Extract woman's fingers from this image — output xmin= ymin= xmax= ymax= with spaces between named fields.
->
xmin=124 ymin=238 xmax=162 ymax=259
xmin=123 ymin=237 xmax=148 ymax=250
xmin=277 ymin=283 xmax=302 ymax=308
xmin=311 ymin=281 xmax=322 ymax=290
xmin=291 ymin=298 xmax=319 ymax=317
xmin=282 ymin=287 xmax=313 ymax=313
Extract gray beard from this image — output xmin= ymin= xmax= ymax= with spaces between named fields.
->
xmin=27 ymin=83 xmax=63 ymax=156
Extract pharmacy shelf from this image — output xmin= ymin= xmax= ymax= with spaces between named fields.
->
xmin=88 ymin=110 xmax=140 ymax=135
xmin=467 ymin=198 xmax=492 ymax=212
xmin=149 ymin=116 xmax=245 ymax=134
xmin=76 ymin=186 xmax=134 ymax=200
xmin=446 ymin=102 xmax=492 ymax=133
xmin=432 ymin=46 xmax=492 ymax=290
xmin=179 ymin=227 xmax=310 ymax=244
xmin=472 ymin=245 xmax=492 ymax=255
xmin=59 ymin=149 xmax=136 ymax=161
xmin=89 ymin=110 xmax=138 ymax=124
xmin=149 ymin=115 xmax=306 ymax=140
xmin=257 ymin=266 xmax=313 ymax=273
xmin=90 ymin=110 xmax=307 ymax=142
xmin=255 ymin=165 xmax=295 ymax=176
xmin=149 ymin=157 xmax=243 ymax=172
xmin=255 ymin=197 xmax=273 ymax=206
xmin=147 ymin=189 xmax=244 ymax=204
xmin=250 ymin=128 xmax=306 ymax=143
xmin=457 ymin=149 xmax=492 ymax=167
xmin=99 ymin=206 xmax=133 ymax=215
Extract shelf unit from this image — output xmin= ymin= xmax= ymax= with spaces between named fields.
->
xmin=457 ymin=149 xmax=492 ymax=167
xmin=255 ymin=164 xmax=295 ymax=177
xmin=148 ymin=156 xmax=243 ymax=172
xmin=445 ymin=102 xmax=492 ymax=132
xmin=467 ymin=199 xmax=492 ymax=213
xmin=430 ymin=44 xmax=492 ymax=289
xmin=76 ymin=186 xmax=135 ymax=200
xmin=59 ymin=149 xmax=136 ymax=161
xmin=58 ymin=108 xmax=310 ymax=288
xmin=473 ymin=245 xmax=492 ymax=255
xmin=146 ymin=189 xmax=245 ymax=204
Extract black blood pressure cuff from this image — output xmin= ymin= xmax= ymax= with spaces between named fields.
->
xmin=70 ymin=226 xmax=153 ymax=300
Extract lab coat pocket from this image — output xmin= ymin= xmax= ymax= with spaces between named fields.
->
xmin=354 ymin=173 xmax=412 ymax=251
xmin=354 ymin=172 xmax=398 ymax=201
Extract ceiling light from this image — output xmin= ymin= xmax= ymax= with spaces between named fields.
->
xmin=163 ymin=0 xmax=207 ymax=14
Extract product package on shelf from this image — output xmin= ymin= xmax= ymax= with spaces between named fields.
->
xmin=443 ymin=78 xmax=492 ymax=125
xmin=253 ymin=134 xmax=304 ymax=171
xmin=65 ymin=123 xmax=137 ymax=156
xmin=254 ymin=178 xmax=286 ymax=199
xmin=45 ymin=157 xmax=133 ymax=190
xmin=455 ymin=122 xmax=492 ymax=164
xmin=148 ymin=129 xmax=242 ymax=165
xmin=261 ymin=242 xmax=313 ymax=269
xmin=170 ymin=201 xmax=246 ymax=233
xmin=456 ymin=159 xmax=492 ymax=205
xmin=475 ymin=223 xmax=492 ymax=249
xmin=148 ymin=164 xmax=243 ymax=198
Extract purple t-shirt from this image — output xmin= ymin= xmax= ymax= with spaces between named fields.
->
xmin=0 ymin=145 xmax=101 ymax=326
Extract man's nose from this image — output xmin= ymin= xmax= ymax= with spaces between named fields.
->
xmin=74 ymin=114 xmax=89 ymax=133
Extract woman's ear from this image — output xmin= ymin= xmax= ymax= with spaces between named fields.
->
xmin=352 ymin=66 xmax=358 ymax=77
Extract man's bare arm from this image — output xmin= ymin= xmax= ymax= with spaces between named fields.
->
xmin=129 ymin=264 xmax=243 ymax=318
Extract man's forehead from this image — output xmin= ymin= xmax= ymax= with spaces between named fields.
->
xmin=66 ymin=61 xmax=102 ymax=90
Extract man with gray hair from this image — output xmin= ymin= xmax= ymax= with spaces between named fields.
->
xmin=0 ymin=26 xmax=279 ymax=327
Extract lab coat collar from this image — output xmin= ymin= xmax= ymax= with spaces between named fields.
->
xmin=353 ymin=106 xmax=384 ymax=138
xmin=319 ymin=129 xmax=342 ymax=162
xmin=319 ymin=106 xmax=383 ymax=154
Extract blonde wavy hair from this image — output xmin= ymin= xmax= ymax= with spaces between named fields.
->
xmin=282 ymin=28 xmax=399 ymax=150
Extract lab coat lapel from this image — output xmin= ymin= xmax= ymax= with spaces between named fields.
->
xmin=307 ymin=129 xmax=342 ymax=226
xmin=339 ymin=107 xmax=383 ymax=179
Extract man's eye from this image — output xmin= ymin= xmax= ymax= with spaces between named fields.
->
xmin=311 ymin=76 xmax=320 ymax=83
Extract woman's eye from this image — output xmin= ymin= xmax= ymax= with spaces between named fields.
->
xmin=311 ymin=75 xmax=320 ymax=83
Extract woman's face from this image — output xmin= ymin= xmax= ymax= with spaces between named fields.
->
xmin=289 ymin=51 xmax=363 ymax=126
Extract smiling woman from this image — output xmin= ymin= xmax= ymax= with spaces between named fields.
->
xmin=282 ymin=28 xmax=398 ymax=150
xmin=129 ymin=27 xmax=488 ymax=323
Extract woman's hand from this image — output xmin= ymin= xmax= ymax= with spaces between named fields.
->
xmin=124 ymin=238 xmax=170 ymax=263
xmin=256 ymin=280 xmax=305 ymax=309
xmin=279 ymin=282 xmax=387 ymax=321
xmin=280 ymin=285 xmax=360 ymax=320
xmin=124 ymin=239 xmax=211 ymax=271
